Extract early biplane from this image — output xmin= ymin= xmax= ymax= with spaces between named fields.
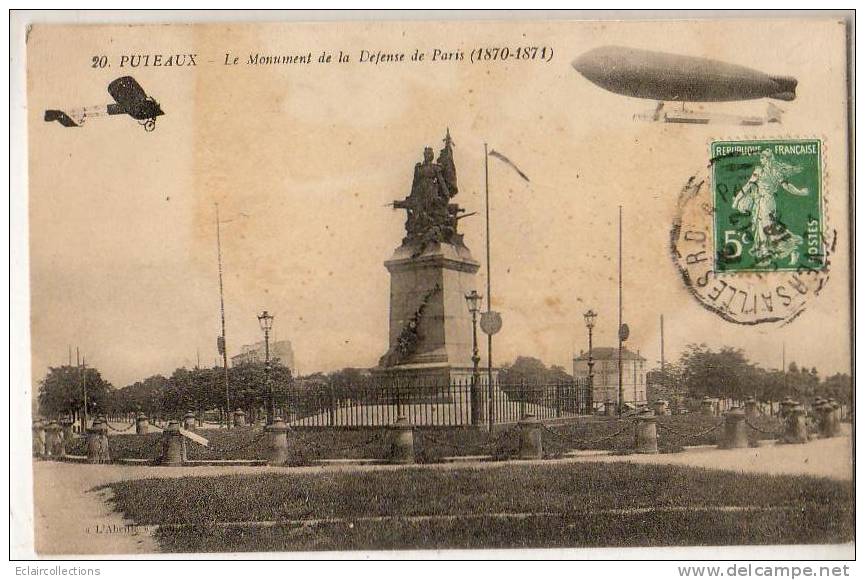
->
xmin=44 ymin=76 xmax=164 ymax=132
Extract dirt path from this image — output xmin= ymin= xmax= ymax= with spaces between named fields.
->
xmin=30 ymin=429 xmax=852 ymax=556
xmin=33 ymin=461 xmax=160 ymax=556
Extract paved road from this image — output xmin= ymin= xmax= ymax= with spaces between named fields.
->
xmin=30 ymin=428 xmax=852 ymax=556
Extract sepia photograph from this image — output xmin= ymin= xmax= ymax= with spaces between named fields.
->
xmin=10 ymin=9 xmax=855 ymax=564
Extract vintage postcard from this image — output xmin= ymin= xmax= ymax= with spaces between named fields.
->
xmin=13 ymin=12 xmax=854 ymax=560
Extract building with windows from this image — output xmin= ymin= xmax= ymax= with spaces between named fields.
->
xmin=231 ymin=339 xmax=295 ymax=372
xmin=573 ymin=346 xmax=647 ymax=408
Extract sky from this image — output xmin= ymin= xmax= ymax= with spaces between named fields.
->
xmin=26 ymin=18 xmax=851 ymax=389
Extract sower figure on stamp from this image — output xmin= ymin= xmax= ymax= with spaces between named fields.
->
xmin=732 ymin=148 xmax=810 ymax=266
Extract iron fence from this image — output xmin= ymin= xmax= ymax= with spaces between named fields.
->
xmin=281 ymin=377 xmax=592 ymax=427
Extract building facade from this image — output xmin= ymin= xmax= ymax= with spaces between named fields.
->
xmin=231 ymin=339 xmax=295 ymax=372
xmin=573 ymin=346 xmax=647 ymax=408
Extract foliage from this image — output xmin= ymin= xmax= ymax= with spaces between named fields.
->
xmin=37 ymin=365 xmax=112 ymax=419
xmin=497 ymin=357 xmax=574 ymax=402
xmin=104 ymin=463 xmax=852 ymax=551
xmin=651 ymin=344 xmax=851 ymax=404
xmin=678 ymin=344 xmax=754 ymax=401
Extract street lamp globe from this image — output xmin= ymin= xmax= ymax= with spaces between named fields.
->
xmin=257 ymin=310 xmax=274 ymax=332
xmin=464 ymin=290 xmax=483 ymax=314
xmin=583 ymin=309 xmax=597 ymax=330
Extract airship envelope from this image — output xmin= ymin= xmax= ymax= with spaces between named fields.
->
xmin=573 ymin=46 xmax=797 ymax=102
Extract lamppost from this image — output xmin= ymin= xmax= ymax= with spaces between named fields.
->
xmin=257 ymin=310 xmax=275 ymax=425
xmin=584 ymin=309 xmax=597 ymax=413
xmin=465 ymin=290 xmax=483 ymax=426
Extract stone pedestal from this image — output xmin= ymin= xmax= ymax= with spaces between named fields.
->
xmin=720 ymin=407 xmax=749 ymax=449
xmin=136 ymin=414 xmax=150 ymax=435
xmin=86 ymin=419 xmax=111 ymax=464
xmin=45 ymin=421 xmax=64 ymax=458
xmin=374 ymin=241 xmax=482 ymax=385
xmin=60 ymin=419 xmax=75 ymax=443
xmin=265 ymin=418 xmax=290 ymax=465
xmin=744 ymin=397 xmax=758 ymax=419
xmin=388 ymin=416 xmax=415 ymax=464
xmin=183 ymin=412 xmax=197 ymax=430
xmin=160 ymin=421 xmax=186 ymax=465
xmin=518 ymin=414 xmax=543 ymax=459
xmin=635 ymin=411 xmax=658 ymax=454
xmin=783 ymin=406 xmax=809 ymax=444
xmin=652 ymin=399 xmax=669 ymax=416
xmin=32 ymin=421 xmax=46 ymax=457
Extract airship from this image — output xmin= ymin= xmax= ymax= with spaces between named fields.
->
xmin=44 ymin=76 xmax=164 ymax=132
xmin=572 ymin=46 xmax=797 ymax=125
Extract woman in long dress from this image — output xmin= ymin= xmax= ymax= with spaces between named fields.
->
xmin=731 ymin=148 xmax=809 ymax=265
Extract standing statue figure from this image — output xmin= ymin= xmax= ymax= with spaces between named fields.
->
xmin=732 ymin=148 xmax=809 ymax=265
xmin=393 ymin=130 xmax=465 ymax=251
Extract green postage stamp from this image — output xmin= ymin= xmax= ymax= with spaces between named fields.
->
xmin=711 ymin=139 xmax=823 ymax=273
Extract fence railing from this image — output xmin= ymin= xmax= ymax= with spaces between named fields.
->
xmin=281 ymin=377 xmax=592 ymax=427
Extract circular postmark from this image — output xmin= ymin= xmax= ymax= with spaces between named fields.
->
xmin=671 ymin=139 xmax=834 ymax=325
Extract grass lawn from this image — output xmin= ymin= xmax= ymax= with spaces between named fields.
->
xmin=68 ymin=415 xmax=784 ymax=463
xmin=102 ymin=462 xmax=853 ymax=552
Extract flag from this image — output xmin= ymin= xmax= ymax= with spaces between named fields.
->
xmin=489 ymin=149 xmax=530 ymax=182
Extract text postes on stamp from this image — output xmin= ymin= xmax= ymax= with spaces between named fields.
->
xmin=672 ymin=139 xmax=832 ymax=326
xmin=711 ymin=139 xmax=823 ymax=273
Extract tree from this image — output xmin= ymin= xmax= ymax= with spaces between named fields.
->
xmin=678 ymin=344 xmax=755 ymax=401
xmin=497 ymin=356 xmax=574 ymax=402
xmin=38 ymin=365 xmax=112 ymax=419
xmin=498 ymin=357 xmax=551 ymax=385
xmin=328 ymin=367 xmax=369 ymax=403
xmin=228 ymin=361 xmax=292 ymax=421
xmin=819 ymin=373 xmax=852 ymax=405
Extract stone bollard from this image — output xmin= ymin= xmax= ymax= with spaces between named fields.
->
xmin=233 ymin=409 xmax=247 ymax=428
xmin=388 ymin=416 xmax=415 ymax=464
xmin=782 ymin=405 xmax=809 ymax=444
xmin=744 ymin=397 xmax=758 ymax=419
xmin=45 ymin=421 xmax=64 ymax=458
xmin=60 ymin=418 xmax=75 ymax=443
xmin=780 ymin=397 xmax=794 ymax=419
xmin=85 ymin=418 xmax=111 ymax=464
xmin=518 ymin=414 xmax=543 ymax=459
xmin=720 ymin=407 xmax=749 ymax=449
xmin=652 ymin=399 xmax=669 ymax=417
xmin=816 ymin=403 xmax=834 ymax=438
xmin=265 ymin=417 xmax=290 ymax=465
xmin=160 ymin=420 xmax=186 ymax=465
xmin=828 ymin=399 xmax=841 ymax=436
xmin=136 ymin=413 xmax=150 ymax=435
xmin=604 ymin=399 xmax=616 ymax=417
xmin=183 ymin=411 xmax=197 ymax=431
xmin=634 ymin=410 xmax=658 ymax=454
xmin=32 ymin=420 xmax=46 ymax=457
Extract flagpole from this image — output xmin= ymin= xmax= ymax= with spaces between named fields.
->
xmin=81 ymin=353 xmax=88 ymax=430
xmin=618 ymin=205 xmax=624 ymax=415
xmin=484 ymin=142 xmax=494 ymax=431
xmin=216 ymin=203 xmax=231 ymax=428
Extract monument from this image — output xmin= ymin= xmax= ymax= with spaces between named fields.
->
xmin=375 ymin=131 xmax=481 ymax=385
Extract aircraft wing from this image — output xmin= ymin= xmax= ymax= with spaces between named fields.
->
xmin=44 ymin=110 xmax=81 ymax=127
xmin=107 ymin=76 xmax=149 ymax=107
